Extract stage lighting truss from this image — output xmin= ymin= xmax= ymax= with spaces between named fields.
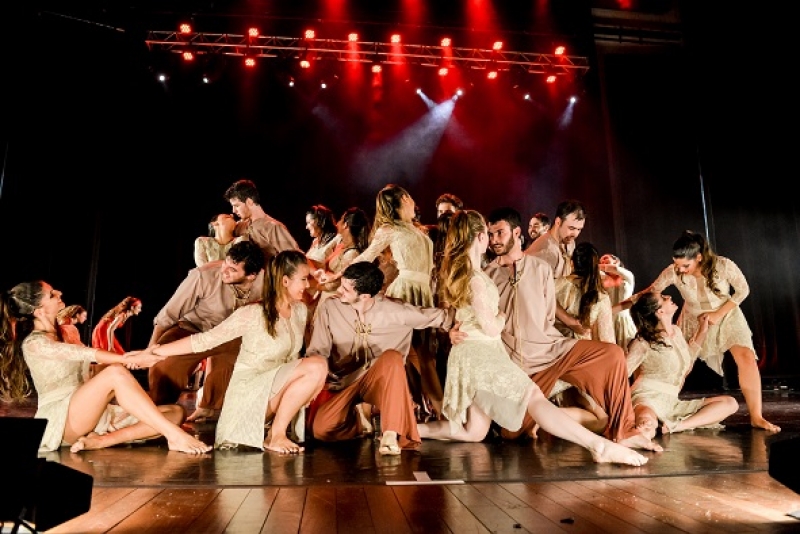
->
xmin=144 ymin=30 xmax=590 ymax=79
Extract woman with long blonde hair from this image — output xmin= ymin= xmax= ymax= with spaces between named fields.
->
xmin=418 ymin=210 xmax=648 ymax=466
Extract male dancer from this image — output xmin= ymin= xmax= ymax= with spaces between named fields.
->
xmin=147 ymin=241 xmax=265 ymax=422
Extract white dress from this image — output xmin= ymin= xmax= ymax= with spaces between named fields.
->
xmin=626 ymin=328 xmax=720 ymax=430
xmin=190 ymin=302 xmax=307 ymax=449
xmin=442 ymin=270 xmax=536 ymax=433
xmin=649 ymin=256 xmax=755 ymax=374
xmin=554 ymin=277 xmax=616 ymax=344
xmin=22 ymin=332 xmax=137 ymax=452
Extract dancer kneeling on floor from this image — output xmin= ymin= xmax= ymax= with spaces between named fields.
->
xmin=417 ymin=210 xmax=649 ymax=466
xmin=0 ymin=280 xmax=211 ymax=455
xmin=147 ymin=250 xmax=328 ymax=454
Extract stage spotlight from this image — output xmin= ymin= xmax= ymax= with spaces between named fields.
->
xmin=546 ymin=74 xmax=556 ymax=84
xmin=372 ymin=64 xmax=382 ymax=73
xmin=555 ymin=45 xmax=565 ymax=56
xmin=248 ymin=27 xmax=260 ymax=38
xmin=441 ymin=37 xmax=451 ymax=47
xmin=300 ymin=60 xmax=311 ymax=69
xmin=487 ymin=70 xmax=498 ymax=79
xmin=202 ymin=76 xmax=209 ymax=83
xmin=244 ymin=56 xmax=256 ymax=68
xmin=288 ymin=78 xmax=295 ymax=87
xmin=157 ymin=73 xmax=167 ymax=82
xmin=304 ymin=29 xmax=316 ymax=40
xmin=321 ymin=82 xmax=327 ymax=89
xmin=524 ymin=93 xmax=531 ymax=100
xmin=391 ymin=34 xmax=401 ymax=44
xmin=182 ymin=51 xmax=194 ymax=62
xmin=493 ymin=41 xmax=503 ymax=51
xmin=179 ymin=23 xmax=192 ymax=35
xmin=438 ymin=67 xmax=449 ymax=76
xmin=570 ymin=96 xmax=577 ymax=104
xmin=348 ymin=33 xmax=358 ymax=42
xmin=416 ymin=88 xmax=422 ymax=95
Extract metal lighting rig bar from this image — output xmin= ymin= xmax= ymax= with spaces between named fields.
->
xmin=144 ymin=30 xmax=591 ymax=77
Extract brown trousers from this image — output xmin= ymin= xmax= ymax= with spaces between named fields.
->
xmin=312 ymin=350 xmax=421 ymax=450
xmin=147 ymin=324 xmax=241 ymax=410
xmin=501 ymin=340 xmax=639 ymax=442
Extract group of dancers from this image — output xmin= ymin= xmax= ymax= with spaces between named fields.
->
xmin=0 ymin=178 xmax=779 ymax=469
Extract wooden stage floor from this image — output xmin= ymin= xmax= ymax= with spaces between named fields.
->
xmin=3 ymin=387 xmax=800 ymax=533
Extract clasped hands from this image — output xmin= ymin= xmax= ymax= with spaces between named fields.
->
xmin=121 ymin=344 xmax=166 ymax=370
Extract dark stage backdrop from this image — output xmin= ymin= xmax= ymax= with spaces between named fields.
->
xmin=2 ymin=2 xmax=798 ymax=383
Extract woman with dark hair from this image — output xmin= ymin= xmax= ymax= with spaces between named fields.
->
xmin=628 ymin=291 xmax=738 ymax=436
xmin=621 ymin=230 xmax=779 ymax=433
xmin=149 ymin=250 xmax=328 ymax=454
xmin=194 ymin=213 xmax=237 ymax=267
xmin=0 ymin=281 xmax=211 ymax=454
xmin=305 ymin=204 xmax=339 ymax=270
xmin=314 ymin=207 xmax=371 ymax=307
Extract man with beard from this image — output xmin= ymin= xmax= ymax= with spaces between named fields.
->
xmin=307 ymin=261 xmax=454 ymax=456
xmin=147 ymin=241 xmax=265 ymax=422
xmin=453 ymin=207 xmax=661 ymax=452
xmin=525 ymin=199 xmax=585 ymax=278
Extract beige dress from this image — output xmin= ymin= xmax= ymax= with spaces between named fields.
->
xmin=306 ymin=234 xmax=340 ymax=267
xmin=602 ymin=266 xmax=637 ymax=352
xmin=22 ymin=332 xmax=136 ymax=452
xmin=189 ymin=302 xmax=307 ymax=449
xmin=351 ymin=222 xmax=434 ymax=306
xmin=554 ymin=277 xmax=615 ymax=344
xmin=442 ymin=270 xmax=536 ymax=433
xmin=626 ymin=328 xmax=720 ymax=430
xmin=649 ymin=257 xmax=755 ymax=374
xmin=194 ymin=237 xmax=234 ymax=267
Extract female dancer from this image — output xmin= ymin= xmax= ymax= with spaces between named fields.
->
xmin=417 ymin=210 xmax=648 ymax=466
xmin=304 ymin=204 xmax=340 ymax=270
xmin=322 ymin=184 xmax=441 ymax=418
xmin=149 ymin=250 xmax=328 ymax=454
xmin=621 ymin=230 xmax=779 ymax=432
xmin=314 ymin=207 xmax=371 ymax=307
xmin=628 ymin=291 xmax=738 ymax=437
xmin=0 ymin=281 xmax=211 ymax=454
xmin=599 ymin=253 xmax=637 ymax=352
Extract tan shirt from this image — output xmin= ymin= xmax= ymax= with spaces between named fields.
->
xmin=525 ymin=232 xmax=574 ymax=278
xmin=306 ymin=295 xmax=454 ymax=390
xmin=153 ymin=260 xmax=265 ymax=333
xmin=235 ymin=216 xmax=300 ymax=261
xmin=484 ymin=255 xmax=577 ymax=375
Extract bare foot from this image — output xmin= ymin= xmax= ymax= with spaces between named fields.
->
xmin=264 ymin=429 xmax=304 ymax=454
xmin=70 ymin=432 xmax=103 ymax=453
xmin=528 ymin=423 xmax=540 ymax=440
xmin=636 ymin=420 xmax=658 ymax=440
xmin=186 ymin=407 xmax=217 ymax=423
xmin=751 ymin=417 xmax=781 ymax=433
xmin=618 ymin=431 xmax=664 ymax=452
xmin=166 ymin=432 xmax=212 ymax=454
xmin=590 ymin=440 xmax=648 ymax=466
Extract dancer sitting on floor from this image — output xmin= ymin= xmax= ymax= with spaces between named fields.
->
xmin=147 ymin=250 xmax=328 ymax=454
xmin=418 ymin=210 xmax=648 ymax=466
xmin=0 ymin=280 xmax=211 ymax=454
xmin=627 ymin=291 xmax=738 ymax=437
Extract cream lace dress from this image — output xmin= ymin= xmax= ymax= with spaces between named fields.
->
xmin=189 ymin=302 xmax=307 ymax=449
xmin=22 ymin=332 xmax=137 ymax=452
xmin=442 ymin=270 xmax=536 ymax=433
xmin=351 ymin=222 xmax=434 ymax=306
xmin=554 ymin=277 xmax=616 ymax=344
xmin=649 ymin=256 xmax=755 ymax=375
xmin=194 ymin=236 xmax=234 ymax=267
xmin=626 ymin=328 xmax=720 ymax=431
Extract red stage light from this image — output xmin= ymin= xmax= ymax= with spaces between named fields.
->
xmin=554 ymin=46 xmax=565 ymax=56
xmin=300 ymin=60 xmax=311 ymax=69
xmin=438 ymin=67 xmax=449 ymax=76
xmin=305 ymin=29 xmax=316 ymax=39
xmin=372 ymin=64 xmax=382 ymax=73
xmin=546 ymin=74 xmax=556 ymax=83
xmin=391 ymin=34 xmax=401 ymax=44
xmin=348 ymin=33 xmax=358 ymax=42
xmin=179 ymin=23 xmax=192 ymax=34
xmin=248 ymin=27 xmax=259 ymax=38
xmin=492 ymin=41 xmax=503 ymax=51
xmin=245 ymin=57 xmax=256 ymax=67
xmin=487 ymin=70 xmax=498 ymax=79
xmin=441 ymin=37 xmax=451 ymax=47
xmin=182 ymin=51 xmax=194 ymax=61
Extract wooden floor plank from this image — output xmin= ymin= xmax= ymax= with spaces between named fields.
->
xmin=186 ymin=488 xmax=251 ymax=534
xmin=48 ymin=488 xmax=157 ymax=534
xmin=469 ymin=483 xmax=571 ymax=534
xmin=299 ymin=487 xmax=337 ymax=534
xmin=222 ymin=488 xmax=278 ymax=534
xmin=447 ymin=484 xmax=532 ymax=533
xmin=364 ymin=485 xmax=414 ymax=534
xmin=501 ymin=481 xmax=609 ymax=534
xmin=391 ymin=485 xmax=461 ymax=533
xmin=106 ymin=488 xmax=219 ymax=534
xmin=336 ymin=487 xmax=376 ymax=534
xmin=261 ymin=487 xmax=307 ymax=534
